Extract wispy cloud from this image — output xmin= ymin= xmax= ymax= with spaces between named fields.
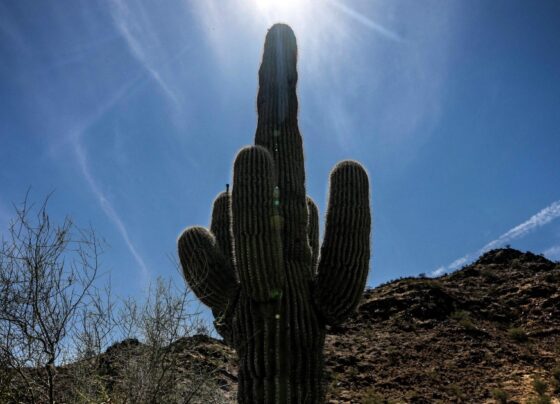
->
xmin=109 ymin=0 xmax=181 ymax=106
xmin=481 ymin=201 xmax=560 ymax=252
xmin=543 ymin=245 xmax=560 ymax=261
xmin=43 ymin=67 xmax=151 ymax=282
xmin=73 ymin=140 xmax=149 ymax=282
xmin=67 ymin=77 xmax=151 ymax=281
xmin=432 ymin=266 xmax=446 ymax=277
xmin=448 ymin=255 xmax=469 ymax=270
xmin=432 ymin=199 xmax=560 ymax=276
xmin=325 ymin=0 xmax=405 ymax=43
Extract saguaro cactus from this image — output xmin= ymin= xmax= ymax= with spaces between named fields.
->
xmin=178 ymin=23 xmax=371 ymax=403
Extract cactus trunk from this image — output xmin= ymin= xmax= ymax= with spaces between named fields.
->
xmin=178 ymin=23 xmax=371 ymax=403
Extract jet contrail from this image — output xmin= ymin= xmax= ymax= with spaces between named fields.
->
xmin=325 ymin=0 xmax=405 ymax=43
xmin=432 ymin=199 xmax=560 ymax=276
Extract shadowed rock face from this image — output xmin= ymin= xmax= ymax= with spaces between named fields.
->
xmin=178 ymin=23 xmax=371 ymax=403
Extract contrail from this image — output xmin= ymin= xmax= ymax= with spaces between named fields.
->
xmin=73 ymin=140 xmax=150 ymax=282
xmin=432 ymin=199 xmax=560 ymax=276
xmin=482 ymin=200 xmax=560 ymax=252
xmin=325 ymin=0 xmax=405 ymax=43
xmin=109 ymin=0 xmax=181 ymax=106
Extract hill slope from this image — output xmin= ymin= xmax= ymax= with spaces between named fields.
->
xmin=170 ymin=248 xmax=559 ymax=403
xmin=324 ymin=248 xmax=560 ymax=403
xmin=59 ymin=248 xmax=560 ymax=403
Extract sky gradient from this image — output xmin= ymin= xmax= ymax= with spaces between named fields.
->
xmin=1 ymin=0 xmax=559 ymax=309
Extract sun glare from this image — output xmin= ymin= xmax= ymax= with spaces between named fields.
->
xmin=254 ymin=0 xmax=303 ymax=15
xmin=249 ymin=0 xmax=317 ymax=50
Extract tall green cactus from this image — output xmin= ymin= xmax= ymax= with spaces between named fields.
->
xmin=178 ymin=23 xmax=371 ymax=403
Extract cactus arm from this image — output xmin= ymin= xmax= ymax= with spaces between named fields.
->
xmin=177 ymin=227 xmax=237 ymax=313
xmin=313 ymin=161 xmax=371 ymax=325
xmin=210 ymin=191 xmax=236 ymax=271
xmin=178 ymin=24 xmax=371 ymax=403
xmin=254 ymin=24 xmax=311 ymax=267
xmin=232 ymin=145 xmax=285 ymax=301
xmin=306 ymin=196 xmax=319 ymax=272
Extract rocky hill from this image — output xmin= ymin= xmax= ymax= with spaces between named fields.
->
xmin=144 ymin=248 xmax=558 ymax=403
xmin=186 ymin=248 xmax=560 ymax=403
xmin=323 ymin=248 xmax=560 ymax=403
xmin=33 ymin=248 xmax=559 ymax=403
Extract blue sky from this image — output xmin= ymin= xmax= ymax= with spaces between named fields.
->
xmin=1 ymin=0 xmax=559 ymax=306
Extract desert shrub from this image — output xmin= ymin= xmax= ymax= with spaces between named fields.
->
xmin=447 ymin=383 xmax=466 ymax=401
xmin=361 ymin=387 xmax=391 ymax=404
xmin=451 ymin=310 xmax=476 ymax=331
xmin=481 ymin=269 xmax=498 ymax=281
xmin=491 ymin=388 xmax=508 ymax=403
xmin=0 ymin=195 xmax=103 ymax=404
xmin=527 ymin=397 xmax=552 ymax=404
xmin=552 ymin=366 xmax=560 ymax=393
xmin=450 ymin=310 xmax=469 ymax=321
xmin=507 ymin=327 xmax=528 ymax=342
xmin=0 ymin=194 xmax=226 ymax=404
xmin=525 ymin=377 xmax=552 ymax=404
xmin=533 ymin=378 xmax=548 ymax=396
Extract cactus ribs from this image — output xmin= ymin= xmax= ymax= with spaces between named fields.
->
xmin=178 ymin=24 xmax=371 ymax=403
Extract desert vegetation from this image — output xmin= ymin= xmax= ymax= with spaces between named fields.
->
xmin=0 ymin=195 xmax=226 ymax=403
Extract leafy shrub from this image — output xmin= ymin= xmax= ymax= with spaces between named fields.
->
xmin=361 ymin=387 xmax=391 ymax=404
xmin=527 ymin=396 xmax=551 ymax=404
xmin=553 ymin=366 xmax=560 ymax=381
xmin=507 ymin=327 xmax=528 ymax=342
xmin=533 ymin=378 xmax=547 ymax=396
xmin=447 ymin=384 xmax=466 ymax=401
xmin=491 ymin=388 xmax=508 ymax=403
xmin=552 ymin=366 xmax=560 ymax=393
xmin=451 ymin=310 xmax=476 ymax=331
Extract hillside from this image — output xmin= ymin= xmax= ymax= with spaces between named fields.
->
xmin=145 ymin=248 xmax=559 ymax=403
xmin=96 ymin=248 xmax=559 ymax=403
xmin=14 ymin=248 xmax=556 ymax=403
xmin=324 ymin=248 xmax=560 ymax=403
xmin=194 ymin=248 xmax=560 ymax=403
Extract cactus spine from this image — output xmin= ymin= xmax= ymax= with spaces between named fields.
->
xmin=178 ymin=23 xmax=371 ymax=403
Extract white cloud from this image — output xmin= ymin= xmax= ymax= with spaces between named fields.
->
xmin=432 ymin=266 xmax=446 ymax=277
xmin=449 ymin=255 xmax=469 ymax=270
xmin=543 ymin=245 xmax=560 ymax=261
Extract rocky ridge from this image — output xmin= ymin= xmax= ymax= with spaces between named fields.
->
xmin=68 ymin=248 xmax=560 ymax=403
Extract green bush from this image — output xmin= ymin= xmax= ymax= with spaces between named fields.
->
xmin=447 ymin=384 xmax=466 ymax=401
xmin=552 ymin=366 xmax=560 ymax=382
xmin=552 ymin=366 xmax=560 ymax=393
xmin=491 ymin=388 xmax=508 ymax=403
xmin=507 ymin=327 xmax=528 ymax=342
xmin=361 ymin=387 xmax=391 ymax=404
xmin=533 ymin=378 xmax=547 ymax=396
xmin=451 ymin=310 xmax=476 ymax=331
xmin=527 ymin=396 xmax=551 ymax=404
